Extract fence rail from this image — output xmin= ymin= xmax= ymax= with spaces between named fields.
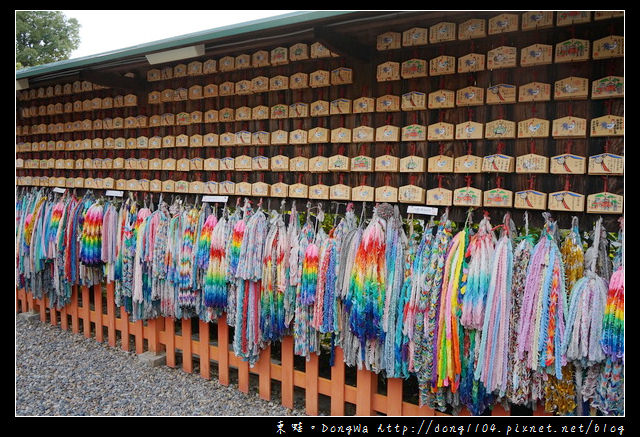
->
xmin=15 ymin=285 xmax=551 ymax=417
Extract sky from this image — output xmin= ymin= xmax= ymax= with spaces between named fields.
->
xmin=60 ymin=10 xmax=298 ymax=60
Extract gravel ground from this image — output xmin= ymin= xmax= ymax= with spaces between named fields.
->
xmin=15 ymin=314 xmax=306 ymax=417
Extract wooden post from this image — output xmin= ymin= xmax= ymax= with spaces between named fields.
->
xmin=27 ymin=291 xmax=34 ymax=313
xmin=181 ymin=318 xmax=193 ymax=373
xmin=305 ymin=353 xmax=319 ymax=415
xmin=199 ymin=320 xmax=210 ymax=380
xmin=356 ymin=368 xmax=376 ymax=416
xmin=165 ymin=317 xmax=176 ymax=368
xmin=49 ymin=296 xmax=57 ymax=326
xmin=491 ymin=403 xmax=509 ymax=416
xmin=106 ymin=282 xmax=116 ymax=347
xmin=281 ymin=336 xmax=295 ymax=409
xmin=38 ymin=297 xmax=46 ymax=322
xmin=217 ymin=314 xmax=230 ymax=386
xmin=120 ymin=306 xmax=130 ymax=352
xmin=93 ymin=284 xmax=103 ymax=342
xmin=70 ymin=286 xmax=79 ymax=334
xmin=134 ymin=319 xmax=144 ymax=354
xmin=331 ymin=346 xmax=345 ymax=416
xmin=257 ymin=344 xmax=271 ymax=401
xmin=60 ymin=303 xmax=68 ymax=331
xmin=237 ymin=358 xmax=250 ymax=393
xmin=387 ymin=378 xmax=404 ymax=416
xmin=81 ymin=285 xmax=91 ymax=338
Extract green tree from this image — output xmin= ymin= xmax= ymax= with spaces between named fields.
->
xmin=16 ymin=11 xmax=81 ymax=69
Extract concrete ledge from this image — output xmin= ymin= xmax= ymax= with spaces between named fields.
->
xmin=137 ymin=351 xmax=167 ymax=367
xmin=17 ymin=311 xmax=40 ymax=323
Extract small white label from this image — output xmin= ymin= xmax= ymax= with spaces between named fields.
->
xmin=407 ymin=205 xmax=438 ymax=216
xmin=202 ymin=195 xmax=229 ymax=203
xmin=52 ymin=187 xmax=66 ymax=194
xmin=105 ymin=190 xmax=123 ymax=197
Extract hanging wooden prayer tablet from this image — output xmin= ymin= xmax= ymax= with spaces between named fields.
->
xmin=234 ymin=155 xmax=252 ymax=171
xmin=202 ymin=59 xmax=217 ymax=74
xmin=427 ymin=122 xmax=454 ymax=141
xmin=402 ymin=124 xmax=426 ymax=141
xmin=271 ymin=75 xmax=290 ymax=91
xmin=328 ymin=154 xmax=350 ymax=172
xmin=454 ymin=186 xmax=482 ymax=207
xmin=519 ymin=81 xmax=551 ymax=102
xmin=351 ymin=155 xmax=373 ymax=172
xmin=520 ymin=43 xmax=553 ymax=66
xmin=484 ymin=188 xmax=513 ymax=208
xmin=162 ymin=158 xmax=176 ymax=171
xmin=353 ymin=97 xmax=374 ymax=113
xmin=309 ymin=184 xmax=330 ymax=200
xmin=290 ymin=129 xmax=308 ymax=144
xmin=593 ymin=36 xmax=624 ymax=59
xmin=428 ymin=154 xmax=454 ymax=173
xmin=375 ymin=154 xmax=400 ymax=172
xmin=554 ymin=76 xmax=589 ymax=100
xmin=352 ymin=185 xmax=375 ymax=202
xmin=591 ymin=115 xmax=624 ymax=137
xmin=516 ymin=153 xmax=549 ymax=173
xmin=353 ymin=126 xmax=375 ymax=143
xmin=594 ymin=11 xmax=624 ymax=20
xmin=204 ymin=158 xmax=219 ymax=171
xmin=251 ymin=76 xmax=269 ymax=93
xmin=203 ymin=84 xmax=218 ymax=98
xmin=487 ymin=46 xmax=517 ymax=69
xmin=429 ymin=22 xmax=456 ymax=43
xmin=552 ymin=116 xmax=587 ymax=138
xmin=555 ymin=39 xmax=590 ymax=63
xmin=455 ymin=121 xmax=483 ymax=140
xmin=161 ymin=180 xmax=175 ymax=193
xmin=454 ymin=154 xmax=482 ymax=173
xmin=220 ymin=157 xmax=235 ymax=171
xmin=482 ymin=154 xmax=514 ymax=172
xmin=517 ymin=118 xmax=550 ymax=138
xmin=309 ymin=156 xmax=329 ymax=173
xmin=375 ymin=185 xmax=398 ymax=203
xmin=376 ymin=94 xmax=400 ymax=112
xmin=219 ymin=107 xmax=234 ymax=122
xmin=429 ymin=55 xmax=456 ymax=76
xmin=290 ymin=156 xmax=309 ymax=172
xmin=401 ymin=59 xmax=428 ymax=78
xmin=456 ymin=86 xmax=484 ymax=106
xmin=251 ymin=181 xmax=270 ymax=197
xmin=398 ymin=185 xmax=426 ymax=204
xmin=189 ymin=135 xmax=202 ymax=148
xmin=270 ymin=182 xmax=288 ymax=198
xmin=271 ymin=104 xmax=289 ymax=119
xmin=289 ymin=43 xmax=309 ymax=61
xmin=204 ymin=181 xmax=219 ymax=195
xmin=331 ymin=127 xmax=352 ymax=143
xmin=550 ymin=153 xmax=586 ymax=174
xmin=586 ymin=192 xmax=623 ymax=214
xmin=400 ymin=155 xmax=425 ymax=172
xmin=488 ymin=13 xmax=518 ymax=34
xmin=270 ymin=47 xmax=289 ymax=65
xmin=310 ymin=70 xmax=330 ymax=88
xmin=147 ymin=68 xmax=161 ymax=81
xmin=458 ymin=53 xmax=486 ymax=73
xmin=402 ymin=91 xmax=427 ymax=111
xmin=330 ymin=98 xmax=352 ymax=114
xmin=308 ymin=127 xmax=329 ymax=143
xmin=331 ymin=67 xmax=353 ymax=85
xmin=271 ymin=130 xmax=289 ymax=145
xmin=485 ymin=119 xmax=516 ymax=139
xmin=219 ymin=132 xmax=236 ymax=146
xmin=377 ymin=32 xmax=401 ymax=50
xmin=289 ymin=102 xmax=309 ymax=119
xmin=458 ymin=18 xmax=486 ymax=39
xmin=252 ymin=156 xmax=270 ymax=171
xmin=289 ymin=183 xmax=309 ymax=199
xmin=252 ymin=50 xmax=269 ymax=67
xmin=402 ymin=27 xmax=428 ymax=46
xmin=252 ymin=105 xmax=269 ymax=120
xmin=514 ymin=189 xmax=547 ymax=209
xmin=219 ymin=181 xmax=236 ymax=195
xmin=310 ymin=100 xmax=330 ymax=116
xmin=427 ymin=186 xmax=453 ymax=206
xmin=233 ymin=107 xmax=249 ymax=121
xmin=588 ymin=153 xmax=624 ymax=175
xmin=235 ymin=182 xmax=252 ymax=196
xmin=377 ymin=61 xmax=400 ymax=82
xmin=521 ymin=11 xmax=554 ymax=31
xmin=310 ymin=42 xmax=332 ymax=59
xmin=557 ymin=11 xmax=591 ymax=26
xmin=173 ymin=64 xmax=187 ymax=78
xmin=592 ymin=76 xmax=624 ymax=99
xmin=290 ymin=72 xmax=309 ymax=90
xmin=548 ymin=190 xmax=585 ymax=212
xmin=204 ymin=133 xmax=219 ymax=147
xmin=270 ymin=155 xmax=289 ymax=171
xmin=189 ymin=181 xmax=204 ymax=194
xmin=376 ymin=125 xmax=400 ymax=142
xmin=330 ymin=184 xmax=351 ymax=200
xmin=428 ymin=89 xmax=455 ymax=109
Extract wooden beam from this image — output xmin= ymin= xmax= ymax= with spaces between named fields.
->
xmin=313 ymin=26 xmax=374 ymax=63
xmin=79 ymin=70 xmax=148 ymax=92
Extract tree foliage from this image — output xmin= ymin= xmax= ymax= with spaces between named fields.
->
xmin=16 ymin=11 xmax=81 ymax=69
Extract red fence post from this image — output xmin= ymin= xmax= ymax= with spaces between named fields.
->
xmin=356 ymin=368 xmax=376 ymax=416
xmin=93 ymin=284 xmax=103 ymax=342
xmin=331 ymin=346 xmax=345 ymax=416
xmin=387 ymin=378 xmax=404 ymax=416
xmin=199 ymin=320 xmax=210 ymax=380
xmin=305 ymin=353 xmax=320 ymax=415
xmin=106 ymin=282 xmax=116 ymax=347
xmin=181 ymin=318 xmax=193 ymax=373
xmin=281 ymin=336 xmax=294 ymax=409
xmin=257 ymin=345 xmax=271 ymax=401
xmin=81 ymin=286 xmax=91 ymax=338
xmin=165 ymin=317 xmax=176 ymax=368
xmin=217 ymin=314 xmax=230 ymax=386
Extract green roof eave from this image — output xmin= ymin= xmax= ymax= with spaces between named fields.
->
xmin=16 ymin=10 xmax=355 ymax=80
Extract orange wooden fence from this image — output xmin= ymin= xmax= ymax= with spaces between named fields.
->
xmin=15 ymin=284 xmax=551 ymax=417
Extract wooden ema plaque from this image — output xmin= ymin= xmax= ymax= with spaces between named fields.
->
xmin=308 ymin=127 xmax=329 ymax=144
xmin=592 ymin=76 xmax=624 ymax=99
xmin=486 ymin=84 xmax=516 ymax=104
xmin=428 ymin=122 xmax=454 ymax=141
xmin=402 ymin=91 xmax=427 ymax=111
xmin=330 ymin=184 xmax=351 ymax=201
xmin=518 ymin=118 xmax=550 ymax=138
xmin=220 ymin=157 xmax=234 ymax=171
xmin=550 ymin=154 xmax=586 ymax=174
xmin=270 ymin=182 xmax=288 ymax=198
xmin=376 ymin=125 xmax=400 ymax=142
xmin=189 ymin=181 xmax=204 ymax=194
xmin=290 ymin=129 xmax=308 ymax=144
xmin=235 ymin=155 xmax=252 ymax=171
xmin=311 ymin=100 xmax=330 ymax=117
xmin=458 ymin=18 xmax=486 ymax=39
xmin=204 ymin=158 xmax=219 ymax=171
xmin=375 ymin=186 xmax=398 ymax=203
xmin=555 ymin=39 xmax=590 ymax=63
xmin=352 ymin=126 xmax=374 ymax=143
xmin=309 ymin=156 xmax=329 ymax=173
xmin=310 ymin=70 xmax=330 ymax=88
xmin=593 ymin=36 xmax=624 ymax=60
xmin=377 ymin=32 xmax=401 ymax=50
xmin=402 ymin=27 xmax=428 ymax=47
xmin=516 ymin=153 xmax=549 ymax=173
xmin=402 ymin=124 xmax=426 ymax=141
xmin=555 ymin=77 xmax=589 ymax=100
xmin=591 ymin=115 xmax=624 ymax=137
xmin=252 ymin=156 xmax=270 ymax=171
xmin=330 ymin=98 xmax=352 ymax=115
xmin=455 ymin=121 xmax=483 ymax=140
xmin=328 ymin=155 xmax=350 ymax=172
xmin=552 ymin=116 xmax=587 ymax=138
xmin=353 ymin=97 xmax=374 ymax=113
xmin=482 ymin=154 xmax=514 ymax=173
xmin=204 ymin=133 xmax=218 ymax=147
xmin=557 ymin=11 xmax=591 ymax=26
xmin=401 ymin=59 xmax=428 ymax=78
xmin=429 ymin=56 xmax=456 ymax=76
xmin=455 ymin=154 xmax=482 ymax=173
xmin=270 ymin=155 xmax=289 ymax=172
xmin=289 ymin=183 xmax=308 ymax=199
xmin=375 ymin=155 xmax=400 ymax=172
xmin=290 ymin=72 xmax=309 ymax=90
xmin=252 ymin=182 xmax=270 ymax=197
xmin=487 ymin=46 xmax=517 ymax=70
xmin=309 ymin=184 xmax=330 ymax=200
xmin=456 ymin=86 xmax=484 ymax=106
xmin=235 ymin=182 xmax=252 ymax=197
xmin=349 ymin=185 xmax=374 ymax=202
xmin=587 ymin=192 xmax=623 ymax=214
xmin=203 ymin=182 xmax=219 ymax=195
xmin=271 ymin=130 xmax=289 ymax=145
xmin=484 ymin=188 xmax=513 ymax=208
xmin=429 ymin=22 xmax=456 ymax=43
xmin=400 ymin=156 xmax=425 ymax=172
xmin=428 ymin=154 xmax=454 ymax=173
xmin=588 ymin=153 xmax=624 ymax=175
xmin=269 ymin=76 xmax=288 ymax=92
xmin=520 ymin=44 xmax=553 ymax=67
xmin=331 ymin=67 xmax=353 ymax=85
xmin=485 ymin=119 xmax=516 ymax=139
xmin=290 ymin=156 xmax=309 ymax=172
xmin=310 ymin=42 xmax=334 ymax=59
xmin=376 ymin=94 xmax=400 ymax=112
xmin=398 ymin=185 xmax=426 ymax=204
xmin=514 ymin=190 xmax=547 ymax=210
xmin=331 ymin=127 xmax=352 ymax=143
xmin=428 ymin=89 xmax=455 ymax=109
xmin=548 ymin=191 xmax=585 ymax=212
xmin=488 ymin=13 xmax=518 ymax=34
xmin=458 ymin=53 xmax=485 ymax=73
xmin=519 ymin=82 xmax=551 ymax=102
xmin=594 ymin=11 xmax=624 ymax=20
xmin=453 ymin=186 xmax=482 ymax=207
xmin=351 ymin=156 xmax=373 ymax=172
xmin=290 ymin=43 xmax=309 ymax=61
xmin=521 ymin=11 xmax=554 ymax=31
xmin=252 ymin=131 xmax=271 ymax=146
xmin=427 ymin=187 xmax=453 ymax=206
